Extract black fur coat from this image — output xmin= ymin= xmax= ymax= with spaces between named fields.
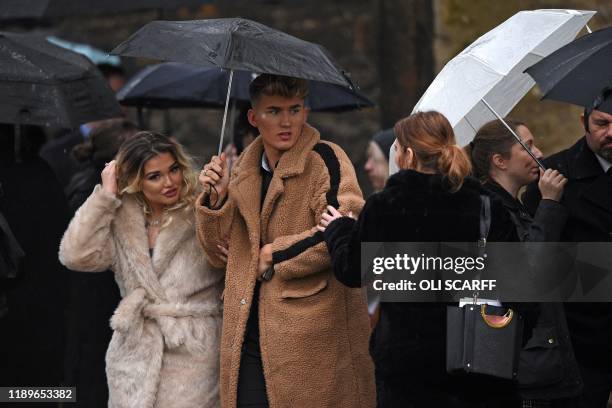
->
xmin=325 ymin=169 xmax=517 ymax=287
xmin=324 ymin=169 xmax=520 ymax=405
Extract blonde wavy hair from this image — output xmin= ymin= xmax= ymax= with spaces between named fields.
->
xmin=114 ymin=131 xmax=198 ymax=224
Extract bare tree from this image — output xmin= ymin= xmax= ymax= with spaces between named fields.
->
xmin=377 ymin=0 xmax=435 ymax=128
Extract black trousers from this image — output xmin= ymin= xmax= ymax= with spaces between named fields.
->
xmin=237 ymin=282 xmax=269 ymax=408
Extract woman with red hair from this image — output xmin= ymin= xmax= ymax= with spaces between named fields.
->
xmin=319 ymin=111 xmax=522 ymax=407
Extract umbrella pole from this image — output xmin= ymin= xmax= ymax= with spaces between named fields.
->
xmin=217 ymin=69 xmax=234 ymax=156
xmin=586 ymin=25 xmax=592 ymax=34
xmin=481 ymin=98 xmax=546 ymax=170
xmin=229 ymin=100 xmax=237 ymax=144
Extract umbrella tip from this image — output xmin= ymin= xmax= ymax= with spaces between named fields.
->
xmin=342 ymin=70 xmax=356 ymax=90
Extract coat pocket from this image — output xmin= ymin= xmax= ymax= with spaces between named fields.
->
xmin=518 ymin=326 xmax=563 ymax=388
xmin=280 ymin=277 xmax=328 ymax=299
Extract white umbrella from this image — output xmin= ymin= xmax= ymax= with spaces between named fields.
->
xmin=389 ymin=143 xmax=398 ymax=176
xmin=412 ymin=9 xmax=595 ymax=155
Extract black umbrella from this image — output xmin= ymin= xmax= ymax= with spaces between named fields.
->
xmin=112 ymin=18 xmax=356 ymax=154
xmin=116 ymin=63 xmax=374 ymax=112
xmin=525 ymin=26 xmax=612 ymax=108
xmin=0 ymin=31 xmax=122 ymax=127
xmin=0 ymin=0 xmax=212 ymax=20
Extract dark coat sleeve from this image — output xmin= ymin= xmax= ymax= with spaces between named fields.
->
xmin=323 ymin=196 xmax=382 ymax=288
xmin=521 ymin=200 xmax=568 ymax=242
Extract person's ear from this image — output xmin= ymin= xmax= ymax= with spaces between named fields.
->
xmin=399 ymin=147 xmax=414 ymax=169
xmin=247 ymin=109 xmax=257 ymax=128
xmin=491 ymin=153 xmax=507 ymax=171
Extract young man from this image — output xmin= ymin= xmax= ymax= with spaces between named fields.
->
xmin=524 ymin=88 xmax=612 ymax=407
xmin=196 ymin=74 xmax=375 ymax=408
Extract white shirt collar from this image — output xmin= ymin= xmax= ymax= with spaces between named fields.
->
xmin=595 ymin=154 xmax=612 ymax=173
xmin=261 ymin=152 xmax=272 ymax=173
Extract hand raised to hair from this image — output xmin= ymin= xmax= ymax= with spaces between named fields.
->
xmin=101 ymin=160 xmax=118 ymax=197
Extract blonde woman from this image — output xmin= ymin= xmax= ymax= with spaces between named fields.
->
xmin=60 ymin=131 xmax=223 ymax=408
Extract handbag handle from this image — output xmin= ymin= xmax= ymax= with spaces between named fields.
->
xmin=478 ymin=194 xmax=491 ymax=249
xmin=480 ymin=304 xmax=513 ymax=329
xmin=472 ymin=195 xmax=491 ymax=304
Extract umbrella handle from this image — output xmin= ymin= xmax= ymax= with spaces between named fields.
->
xmin=218 ymin=69 xmax=234 ymax=156
xmin=481 ymin=98 xmax=546 ymax=170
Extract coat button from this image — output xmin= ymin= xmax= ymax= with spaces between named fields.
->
xmin=240 ymin=298 xmax=246 ymax=305
xmin=548 ymin=338 xmax=555 ymax=344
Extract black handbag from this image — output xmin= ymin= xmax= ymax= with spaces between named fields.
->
xmin=446 ymin=195 xmax=524 ymax=380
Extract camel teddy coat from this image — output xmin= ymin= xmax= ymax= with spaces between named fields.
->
xmin=195 ymin=124 xmax=376 ymax=408
xmin=59 ymin=186 xmax=224 ymax=408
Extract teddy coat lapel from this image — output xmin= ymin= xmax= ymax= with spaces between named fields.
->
xmin=230 ymin=143 xmax=263 ymax=262
xmin=151 ymin=209 xmax=194 ymax=277
xmin=112 ymin=195 xmax=168 ymax=301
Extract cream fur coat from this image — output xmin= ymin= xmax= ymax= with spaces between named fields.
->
xmin=59 ymin=185 xmax=223 ymax=408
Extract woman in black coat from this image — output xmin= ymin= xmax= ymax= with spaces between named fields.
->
xmin=319 ymin=111 xmax=521 ymax=407
xmin=468 ymin=119 xmax=581 ymax=406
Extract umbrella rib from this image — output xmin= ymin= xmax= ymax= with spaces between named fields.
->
xmin=463 ymin=116 xmax=478 ymax=134
xmin=464 ymin=54 xmax=505 ymax=76
xmin=223 ymin=20 xmax=240 ymax=68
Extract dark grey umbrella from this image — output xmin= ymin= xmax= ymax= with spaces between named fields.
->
xmin=0 ymin=31 xmax=122 ymax=128
xmin=112 ymin=18 xmax=356 ymax=153
xmin=525 ymin=26 xmax=612 ymax=108
xmin=116 ymin=62 xmax=374 ymax=112
xmin=0 ymin=0 xmax=212 ymax=20
xmin=112 ymin=18 xmax=353 ymax=87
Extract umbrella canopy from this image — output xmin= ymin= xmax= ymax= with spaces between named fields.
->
xmin=525 ymin=26 xmax=612 ymax=109
xmin=0 ymin=0 xmax=212 ymax=20
xmin=116 ymin=63 xmax=374 ymax=112
xmin=113 ymin=17 xmax=358 ymax=154
xmin=412 ymin=9 xmax=594 ymax=146
xmin=111 ymin=18 xmax=354 ymax=88
xmin=0 ymin=32 xmax=122 ymax=127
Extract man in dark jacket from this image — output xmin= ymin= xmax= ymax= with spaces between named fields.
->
xmin=523 ymin=89 xmax=612 ymax=407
